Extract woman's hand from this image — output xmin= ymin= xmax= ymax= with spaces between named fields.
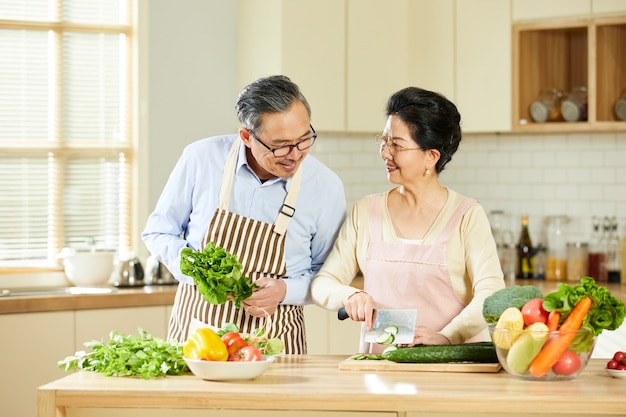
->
xmin=404 ymin=326 xmax=450 ymax=346
xmin=343 ymin=291 xmax=376 ymax=330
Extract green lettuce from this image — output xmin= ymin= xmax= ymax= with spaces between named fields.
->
xmin=542 ymin=277 xmax=626 ymax=352
xmin=180 ymin=242 xmax=259 ymax=308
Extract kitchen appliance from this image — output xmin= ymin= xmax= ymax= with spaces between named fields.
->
xmin=338 ymin=307 xmax=417 ymax=344
xmin=145 ymin=255 xmax=177 ymax=285
xmin=114 ymin=256 xmax=145 ymax=287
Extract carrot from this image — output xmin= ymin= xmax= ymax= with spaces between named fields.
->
xmin=528 ymin=297 xmax=592 ymax=377
xmin=547 ymin=310 xmax=560 ymax=331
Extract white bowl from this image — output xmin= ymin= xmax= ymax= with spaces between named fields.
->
xmin=60 ymin=250 xmax=114 ymax=286
xmin=184 ymin=356 xmax=274 ymax=381
xmin=606 ymin=368 xmax=626 ymax=379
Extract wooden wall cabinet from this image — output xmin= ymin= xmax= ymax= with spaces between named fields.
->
xmin=512 ymin=15 xmax=626 ymax=132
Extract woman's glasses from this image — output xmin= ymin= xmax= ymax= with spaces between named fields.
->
xmin=375 ymin=135 xmax=421 ymax=155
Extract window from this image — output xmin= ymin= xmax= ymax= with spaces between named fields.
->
xmin=0 ymin=0 xmax=134 ymax=272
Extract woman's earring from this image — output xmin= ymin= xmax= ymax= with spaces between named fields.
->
xmin=425 ymin=169 xmax=431 ymax=175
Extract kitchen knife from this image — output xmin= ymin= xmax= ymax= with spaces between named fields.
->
xmin=337 ymin=307 xmax=417 ymax=344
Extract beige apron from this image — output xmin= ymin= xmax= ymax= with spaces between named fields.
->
xmin=362 ymin=194 xmax=483 ymax=353
xmin=167 ymin=138 xmax=307 ymax=354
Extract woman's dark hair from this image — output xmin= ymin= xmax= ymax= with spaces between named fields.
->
xmin=386 ymin=87 xmax=462 ymax=174
xmin=236 ymin=75 xmax=311 ymax=134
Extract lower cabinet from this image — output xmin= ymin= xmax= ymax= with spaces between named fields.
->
xmin=0 ymin=311 xmax=74 ymax=417
xmin=0 ymin=306 xmax=170 ymax=417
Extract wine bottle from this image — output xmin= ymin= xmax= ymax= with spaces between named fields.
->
xmin=516 ymin=215 xmax=534 ymax=279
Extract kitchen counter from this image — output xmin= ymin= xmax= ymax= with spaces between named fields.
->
xmin=0 ymin=284 xmax=178 ymax=315
xmin=38 ymin=355 xmax=624 ymax=417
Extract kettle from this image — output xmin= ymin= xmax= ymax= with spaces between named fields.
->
xmin=145 ymin=255 xmax=177 ymax=285
xmin=114 ymin=256 xmax=145 ymax=287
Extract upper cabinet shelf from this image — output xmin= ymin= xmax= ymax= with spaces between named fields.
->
xmin=512 ymin=15 xmax=626 ymax=132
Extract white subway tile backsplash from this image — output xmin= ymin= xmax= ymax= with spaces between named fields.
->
xmin=312 ymin=130 xmax=625 ymax=241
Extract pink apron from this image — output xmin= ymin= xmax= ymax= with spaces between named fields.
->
xmin=167 ymin=138 xmax=306 ymax=354
xmin=362 ymin=193 xmax=480 ymax=353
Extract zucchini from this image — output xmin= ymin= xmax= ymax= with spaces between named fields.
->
xmin=382 ymin=342 xmax=498 ymax=364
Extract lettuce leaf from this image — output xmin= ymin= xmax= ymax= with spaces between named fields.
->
xmin=180 ymin=242 xmax=259 ymax=308
xmin=543 ymin=276 xmax=626 ymax=336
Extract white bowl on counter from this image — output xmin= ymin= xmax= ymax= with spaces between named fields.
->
xmin=57 ymin=248 xmax=114 ymax=286
xmin=184 ymin=356 xmax=275 ymax=381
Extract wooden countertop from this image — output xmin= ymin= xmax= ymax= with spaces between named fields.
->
xmin=0 ymin=284 xmax=177 ymax=314
xmin=38 ymin=356 xmax=625 ymax=416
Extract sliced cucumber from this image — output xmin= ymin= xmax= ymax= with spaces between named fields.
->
xmin=375 ymin=331 xmax=395 ymax=345
xmin=383 ymin=326 xmax=399 ymax=336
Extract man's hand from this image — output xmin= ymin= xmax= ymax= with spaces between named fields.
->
xmin=242 ymin=276 xmax=287 ymax=317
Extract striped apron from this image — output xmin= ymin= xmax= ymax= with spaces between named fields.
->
xmin=167 ymin=138 xmax=307 ymax=354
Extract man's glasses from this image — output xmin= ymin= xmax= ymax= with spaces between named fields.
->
xmin=250 ymin=125 xmax=317 ymax=157
xmin=375 ymin=135 xmax=421 ymax=155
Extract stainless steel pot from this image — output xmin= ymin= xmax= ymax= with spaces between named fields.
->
xmin=114 ymin=257 xmax=145 ymax=287
xmin=145 ymin=255 xmax=177 ymax=285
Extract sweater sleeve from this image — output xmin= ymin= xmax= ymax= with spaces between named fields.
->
xmin=311 ymin=197 xmax=371 ymax=311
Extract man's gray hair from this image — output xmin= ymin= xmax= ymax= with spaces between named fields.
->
xmin=236 ymin=75 xmax=311 ymax=133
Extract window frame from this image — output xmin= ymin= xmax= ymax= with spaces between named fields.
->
xmin=0 ymin=1 xmax=136 ymax=276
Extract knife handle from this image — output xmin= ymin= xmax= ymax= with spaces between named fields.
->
xmin=337 ymin=307 xmax=349 ymax=320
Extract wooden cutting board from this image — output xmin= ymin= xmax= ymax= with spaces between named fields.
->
xmin=338 ymin=357 xmax=502 ymax=373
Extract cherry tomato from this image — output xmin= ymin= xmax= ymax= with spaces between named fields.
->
xmin=606 ymin=359 xmax=619 ymax=370
xmin=229 ymin=345 xmax=262 ymax=362
xmin=221 ymin=332 xmax=248 ymax=355
xmin=612 ymin=351 xmax=626 ymax=364
xmin=552 ymin=349 xmax=581 ymax=376
xmin=520 ymin=298 xmax=550 ymax=326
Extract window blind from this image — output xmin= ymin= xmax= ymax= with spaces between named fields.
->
xmin=0 ymin=0 xmax=133 ymax=271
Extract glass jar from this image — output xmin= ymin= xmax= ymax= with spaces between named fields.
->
xmin=567 ymin=242 xmax=588 ymax=282
xmin=615 ymin=88 xmax=626 ymax=121
xmin=529 ymin=88 xmax=564 ymax=123
xmin=545 ymin=215 xmax=569 ymax=281
xmin=561 ymin=86 xmax=588 ymax=122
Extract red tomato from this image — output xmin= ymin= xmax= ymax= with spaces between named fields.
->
xmin=229 ymin=345 xmax=262 ymax=362
xmin=612 ymin=351 xmax=626 ymax=364
xmin=606 ymin=359 xmax=619 ymax=370
xmin=552 ymin=349 xmax=581 ymax=376
xmin=521 ymin=298 xmax=550 ymax=326
xmin=221 ymin=332 xmax=248 ymax=355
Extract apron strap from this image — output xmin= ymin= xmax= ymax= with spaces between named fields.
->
xmin=218 ymin=137 xmax=242 ymax=211
xmin=219 ymin=137 xmax=302 ymax=236
xmin=273 ymin=166 xmax=302 ymax=236
xmin=434 ymin=198 xmax=477 ymax=244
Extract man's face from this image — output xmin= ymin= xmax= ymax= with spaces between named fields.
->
xmin=240 ymin=100 xmax=314 ymax=180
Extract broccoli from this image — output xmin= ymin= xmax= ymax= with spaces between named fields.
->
xmin=482 ymin=285 xmax=543 ymax=324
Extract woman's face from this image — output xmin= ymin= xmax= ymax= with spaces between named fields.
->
xmin=379 ymin=115 xmax=425 ymax=184
xmin=240 ymin=100 xmax=313 ymax=180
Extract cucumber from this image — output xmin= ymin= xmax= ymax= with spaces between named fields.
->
xmin=382 ymin=342 xmax=498 ymax=364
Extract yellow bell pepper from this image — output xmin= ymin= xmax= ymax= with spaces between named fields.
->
xmin=183 ymin=328 xmax=229 ymax=361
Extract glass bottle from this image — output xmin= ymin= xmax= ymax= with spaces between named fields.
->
xmin=588 ymin=216 xmax=607 ymax=282
xmin=545 ymin=215 xmax=569 ymax=281
xmin=533 ymin=243 xmax=546 ymax=280
xmin=516 ymin=215 xmax=534 ymax=279
xmin=607 ymin=216 xmax=621 ymax=283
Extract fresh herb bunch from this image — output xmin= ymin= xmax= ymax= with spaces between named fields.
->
xmin=57 ymin=328 xmax=188 ymax=379
xmin=180 ymin=242 xmax=259 ymax=308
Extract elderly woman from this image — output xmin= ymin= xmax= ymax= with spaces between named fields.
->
xmin=312 ymin=87 xmax=505 ymax=353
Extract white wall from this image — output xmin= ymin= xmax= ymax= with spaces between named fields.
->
xmin=309 ymin=130 xmax=626 ymax=245
xmin=138 ymin=1 xmax=626 ymax=254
